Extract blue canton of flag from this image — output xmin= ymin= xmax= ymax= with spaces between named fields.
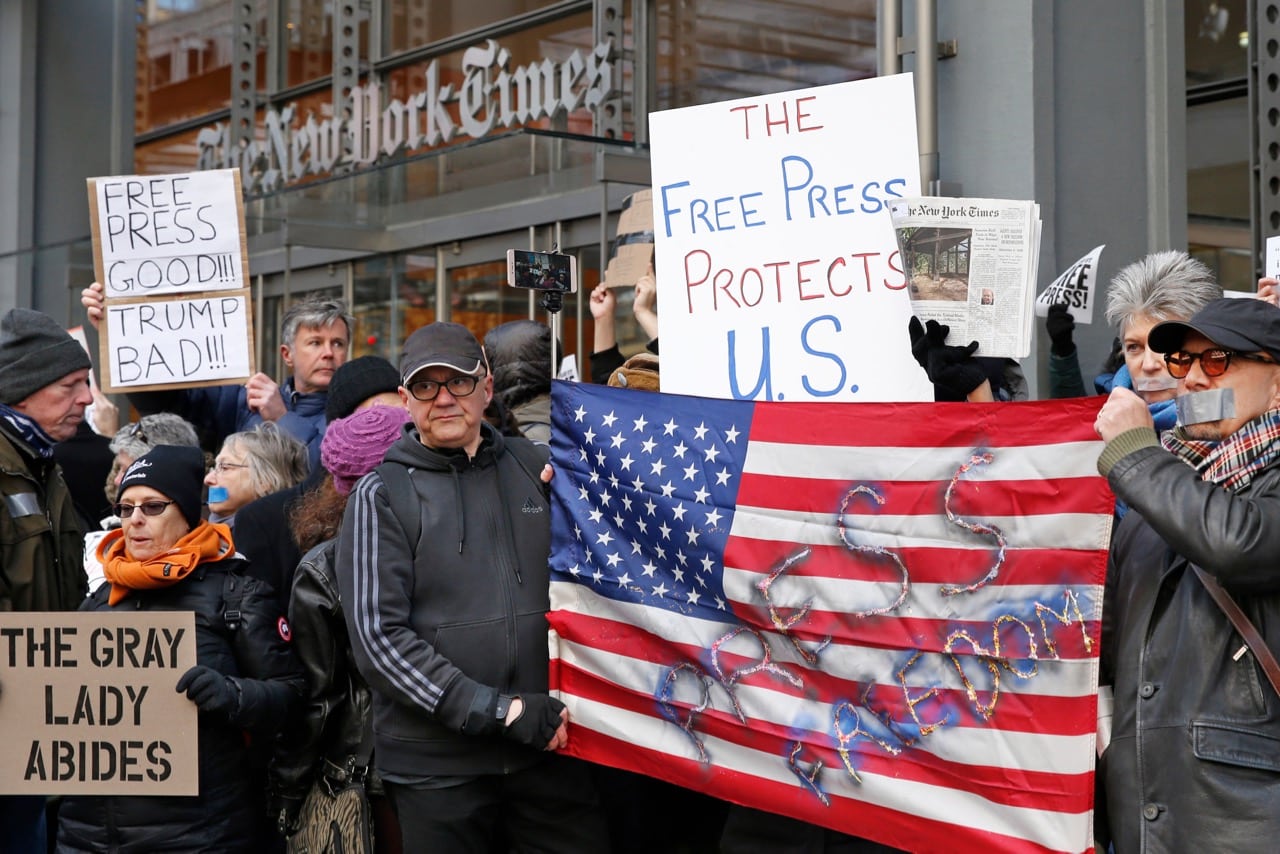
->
xmin=549 ymin=381 xmax=752 ymax=618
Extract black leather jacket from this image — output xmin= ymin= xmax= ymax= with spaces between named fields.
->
xmin=1099 ymin=430 xmax=1280 ymax=853
xmin=270 ymin=538 xmax=382 ymax=804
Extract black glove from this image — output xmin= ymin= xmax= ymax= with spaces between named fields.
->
xmin=907 ymin=316 xmax=986 ymax=398
xmin=503 ymin=693 xmax=566 ymax=750
xmin=176 ymin=665 xmax=239 ymax=717
xmin=1045 ymin=303 xmax=1076 ymax=357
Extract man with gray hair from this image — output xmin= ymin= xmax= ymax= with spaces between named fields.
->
xmin=1047 ymin=250 xmax=1221 ymax=424
xmin=82 ymin=284 xmax=354 ymax=469
xmin=0 ymin=307 xmax=95 ymax=850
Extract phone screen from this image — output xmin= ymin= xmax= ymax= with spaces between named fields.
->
xmin=507 ymin=250 xmax=577 ymax=293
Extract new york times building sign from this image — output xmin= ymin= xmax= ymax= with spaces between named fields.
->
xmin=196 ymin=39 xmax=616 ymax=194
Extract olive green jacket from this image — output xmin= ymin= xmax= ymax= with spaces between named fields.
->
xmin=0 ymin=428 xmax=87 ymax=611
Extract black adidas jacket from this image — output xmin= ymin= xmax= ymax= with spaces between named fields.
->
xmin=336 ymin=422 xmax=553 ymax=778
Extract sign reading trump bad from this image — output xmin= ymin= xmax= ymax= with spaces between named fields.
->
xmin=648 ymin=73 xmax=932 ymax=402
xmin=87 ymin=168 xmax=256 ymax=392
xmin=0 ymin=612 xmax=198 ymax=795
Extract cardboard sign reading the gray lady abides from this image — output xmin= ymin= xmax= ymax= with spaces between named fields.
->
xmin=0 ymin=612 xmax=197 ymax=795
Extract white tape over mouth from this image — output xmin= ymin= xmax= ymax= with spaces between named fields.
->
xmin=1133 ymin=375 xmax=1178 ymax=392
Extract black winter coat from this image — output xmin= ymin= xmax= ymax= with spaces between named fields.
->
xmin=270 ymin=537 xmax=382 ymax=803
xmin=1100 ymin=436 xmax=1280 ymax=853
xmin=57 ymin=553 xmax=305 ymax=853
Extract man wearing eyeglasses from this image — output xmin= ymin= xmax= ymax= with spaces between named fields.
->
xmin=1092 ymin=297 xmax=1280 ymax=853
xmin=0 ymin=308 xmax=95 ymax=851
xmin=336 ymin=322 xmax=605 ymax=852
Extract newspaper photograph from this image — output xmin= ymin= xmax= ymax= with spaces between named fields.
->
xmin=888 ymin=197 xmax=1041 ymax=359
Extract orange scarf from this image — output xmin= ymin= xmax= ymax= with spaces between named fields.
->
xmin=99 ymin=522 xmax=234 ymax=606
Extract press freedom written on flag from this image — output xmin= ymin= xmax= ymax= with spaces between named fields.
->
xmin=546 ymin=381 xmax=1112 ymax=854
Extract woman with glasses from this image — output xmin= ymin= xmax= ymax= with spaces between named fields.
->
xmin=205 ymin=421 xmax=308 ymax=528
xmin=82 ymin=413 xmax=203 ymax=595
xmin=1047 ymin=251 xmax=1222 ymax=420
xmin=57 ymin=444 xmax=305 ymax=852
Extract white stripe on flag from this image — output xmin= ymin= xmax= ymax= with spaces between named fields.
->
xmin=742 ymin=440 xmax=1104 ymax=481
xmin=732 ymin=507 xmax=1112 ymax=552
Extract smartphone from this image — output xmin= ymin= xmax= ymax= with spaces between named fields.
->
xmin=506 ymin=249 xmax=577 ymax=294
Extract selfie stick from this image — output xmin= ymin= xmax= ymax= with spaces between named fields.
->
xmin=540 ymin=246 xmax=563 ymax=379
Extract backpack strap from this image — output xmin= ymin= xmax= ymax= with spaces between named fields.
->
xmin=222 ymin=567 xmax=248 ymax=633
xmin=374 ymin=462 xmax=422 ymax=550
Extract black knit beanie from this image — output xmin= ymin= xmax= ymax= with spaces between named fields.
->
xmin=0 ymin=309 xmax=92 ymax=405
xmin=325 ymin=355 xmax=402 ymax=421
xmin=117 ymin=445 xmax=206 ymax=529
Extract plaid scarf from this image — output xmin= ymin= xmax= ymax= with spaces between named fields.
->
xmin=1162 ymin=408 xmax=1280 ymax=491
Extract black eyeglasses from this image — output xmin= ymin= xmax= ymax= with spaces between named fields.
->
xmin=407 ymin=374 xmax=481 ymax=402
xmin=114 ymin=500 xmax=175 ymax=519
xmin=1164 ymin=348 xmax=1275 ymax=378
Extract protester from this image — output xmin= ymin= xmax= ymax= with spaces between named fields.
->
xmin=1046 ymin=250 xmax=1221 ymax=419
xmin=84 ymin=412 xmax=203 ymax=594
xmin=906 ymin=316 xmax=1027 ymax=402
xmin=234 ymin=354 xmax=404 ymax=612
xmin=81 ymin=283 xmax=353 ymax=467
xmin=53 ymin=418 xmax=114 ymax=531
xmin=484 ymin=319 xmax=554 ymax=444
xmin=336 ymin=321 xmax=606 ymax=851
xmin=1093 ymin=297 xmax=1280 ymax=851
xmin=56 ymin=444 xmax=304 ymax=852
xmin=205 ymin=421 xmax=308 ymax=530
xmin=271 ymin=405 xmax=411 ymax=853
xmin=0 ymin=308 xmax=94 ymax=849
xmin=588 ymin=262 xmax=660 ymax=384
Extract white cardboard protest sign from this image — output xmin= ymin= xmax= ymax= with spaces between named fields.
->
xmin=1267 ymin=235 xmax=1280 ymax=279
xmin=87 ymin=169 xmax=256 ymax=393
xmin=0 ymin=611 xmax=198 ymax=795
xmin=1034 ymin=245 xmax=1105 ymax=324
xmin=649 ymin=74 xmax=931 ymax=402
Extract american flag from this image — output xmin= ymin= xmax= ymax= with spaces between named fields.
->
xmin=547 ymin=381 xmax=1112 ymax=853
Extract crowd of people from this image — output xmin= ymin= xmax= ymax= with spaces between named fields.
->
xmin=0 ymin=251 xmax=1277 ymax=852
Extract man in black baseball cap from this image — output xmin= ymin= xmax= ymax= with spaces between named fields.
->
xmin=337 ymin=321 xmax=606 ymax=850
xmin=1090 ymin=295 xmax=1280 ymax=852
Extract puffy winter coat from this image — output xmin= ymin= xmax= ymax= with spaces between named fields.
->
xmin=57 ymin=553 xmax=304 ymax=853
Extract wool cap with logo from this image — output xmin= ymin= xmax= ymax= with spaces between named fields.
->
xmin=118 ymin=444 xmax=206 ymax=529
xmin=399 ymin=322 xmax=487 ymax=385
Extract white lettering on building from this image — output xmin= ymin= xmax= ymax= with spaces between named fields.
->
xmin=196 ymin=39 xmax=616 ymax=193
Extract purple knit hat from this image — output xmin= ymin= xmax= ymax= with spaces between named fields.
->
xmin=321 ymin=405 xmax=410 ymax=495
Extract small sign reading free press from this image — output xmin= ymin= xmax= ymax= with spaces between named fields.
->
xmin=87 ymin=169 xmax=256 ymax=393
xmin=0 ymin=611 xmax=198 ymax=795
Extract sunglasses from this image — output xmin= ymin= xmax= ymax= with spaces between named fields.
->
xmin=1164 ymin=348 xmax=1275 ymax=379
xmin=114 ymin=500 xmax=175 ymax=519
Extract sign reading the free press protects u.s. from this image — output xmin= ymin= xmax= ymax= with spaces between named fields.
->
xmin=648 ymin=73 xmax=932 ymax=403
xmin=0 ymin=611 xmax=198 ymax=795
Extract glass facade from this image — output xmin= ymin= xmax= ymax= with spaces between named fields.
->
xmin=1185 ymin=0 xmax=1250 ymax=291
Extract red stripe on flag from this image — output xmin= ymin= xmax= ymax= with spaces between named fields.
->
xmin=745 ymin=398 xmax=1105 ymax=448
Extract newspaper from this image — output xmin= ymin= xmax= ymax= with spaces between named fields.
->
xmin=889 ymin=197 xmax=1042 ymax=359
